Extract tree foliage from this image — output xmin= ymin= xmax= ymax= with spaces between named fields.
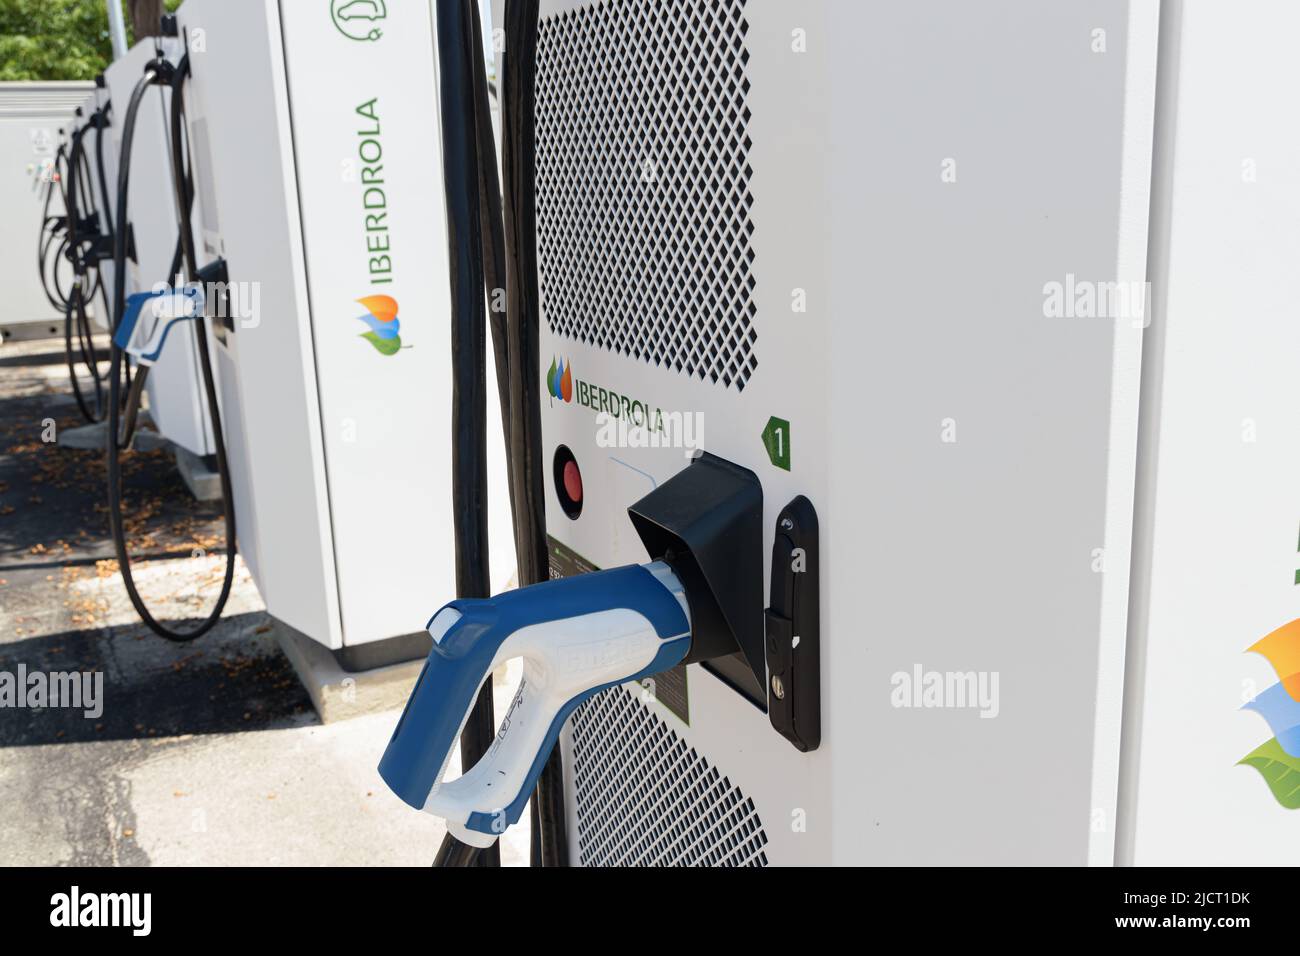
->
xmin=0 ymin=0 xmax=179 ymax=82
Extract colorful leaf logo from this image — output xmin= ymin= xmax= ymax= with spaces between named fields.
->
xmin=1240 ymin=618 xmax=1300 ymax=808
xmin=355 ymin=294 xmax=401 ymax=356
xmin=546 ymin=357 xmax=573 ymax=402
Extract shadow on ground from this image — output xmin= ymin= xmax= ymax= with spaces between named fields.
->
xmin=0 ymin=611 xmax=313 ymax=747
xmin=0 ymin=345 xmax=225 ymax=573
xmin=0 ymin=343 xmax=312 ymax=748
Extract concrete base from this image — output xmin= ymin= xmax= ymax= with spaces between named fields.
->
xmin=174 ymin=444 xmax=222 ymax=502
xmin=0 ymin=320 xmax=66 ymax=343
xmin=58 ymin=420 xmax=170 ymax=452
xmin=274 ymin=622 xmax=426 ymax=724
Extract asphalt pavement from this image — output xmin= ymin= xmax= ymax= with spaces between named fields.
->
xmin=0 ymin=338 xmax=529 ymax=866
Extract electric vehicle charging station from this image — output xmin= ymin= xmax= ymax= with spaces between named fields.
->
xmin=171 ymin=0 xmax=514 ymax=666
xmin=39 ymin=87 xmax=120 ymax=422
xmin=381 ymin=0 xmax=1161 ymax=866
xmin=1 ymin=81 xmax=90 ymax=340
xmin=1119 ymin=0 xmax=1300 ymax=866
xmin=540 ymin=0 xmax=1156 ymax=868
xmin=99 ymin=36 xmax=218 ymax=459
xmin=29 ymin=123 xmax=80 ymax=336
xmin=5 ymin=0 xmax=1300 ymax=890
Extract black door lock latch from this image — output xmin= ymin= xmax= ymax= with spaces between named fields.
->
xmin=765 ymin=495 xmax=820 ymax=752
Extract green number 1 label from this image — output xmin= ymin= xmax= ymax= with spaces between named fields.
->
xmin=762 ymin=416 xmax=791 ymax=471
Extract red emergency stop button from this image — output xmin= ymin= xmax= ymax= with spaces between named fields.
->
xmin=553 ymin=445 xmax=583 ymax=519
xmin=563 ymin=460 xmax=583 ymax=504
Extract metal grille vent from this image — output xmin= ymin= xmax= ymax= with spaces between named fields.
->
xmin=535 ymin=0 xmax=758 ymax=391
xmin=570 ymin=686 xmax=769 ymax=867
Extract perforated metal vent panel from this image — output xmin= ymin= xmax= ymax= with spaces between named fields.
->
xmin=535 ymin=0 xmax=758 ymax=391
xmin=570 ymin=686 xmax=769 ymax=867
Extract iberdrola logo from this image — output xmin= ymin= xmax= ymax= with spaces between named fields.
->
xmin=354 ymin=294 xmax=401 ymax=356
xmin=546 ymin=356 xmax=573 ymax=403
xmin=1239 ymin=618 xmax=1300 ymax=809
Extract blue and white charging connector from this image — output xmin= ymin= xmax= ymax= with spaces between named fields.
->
xmin=111 ymin=283 xmax=204 ymax=365
xmin=379 ymin=562 xmax=691 ymax=848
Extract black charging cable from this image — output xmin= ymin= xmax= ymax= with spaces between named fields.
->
xmin=62 ymin=119 xmax=111 ymax=423
xmin=428 ymin=0 xmax=570 ymax=868
xmin=429 ymin=0 xmax=502 ymax=869
xmin=498 ymin=0 xmax=570 ymax=869
xmin=38 ymin=142 xmax=73 ymax=312
xmin=105 ymin=53 xmax=236 ymax=643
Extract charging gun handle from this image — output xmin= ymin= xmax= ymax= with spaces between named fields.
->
xmin=378 ymin=562 xmax=691 ymax=847
xmin=112 ymin=284 xmax=203 ymax=366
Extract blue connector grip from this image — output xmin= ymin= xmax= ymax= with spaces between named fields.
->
xmin=112 ymin=290 xmax=162 ymax=350
xmin=112 ymin=285 xmax=203 ymax=365
xmin=378 ymin=563 xmax=690 ymax=843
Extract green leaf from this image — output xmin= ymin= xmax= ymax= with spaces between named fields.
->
xmin=546 ymin=357 xmax=557 ymax=398
xmin=361 ymin=332 xmax=401 ymax=356
xmin=1238 ymin=738 xmax=1300 ymax=809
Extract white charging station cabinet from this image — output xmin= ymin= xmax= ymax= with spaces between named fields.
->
xmin=0 ymin=82 xmax=90 ymax=338
xmin=1119 ymin=0 xmax=1300 ymax=866
xmin=175 ymin=0 xmax=514 ymax=664
xmin=536 ymin=0 xmax=1158 ymax=866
